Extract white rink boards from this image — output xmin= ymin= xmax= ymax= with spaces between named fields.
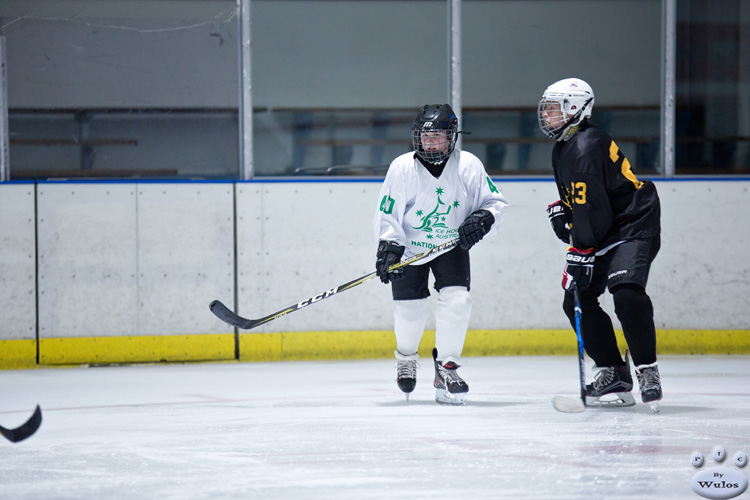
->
xmin=0 ymin=183 xmax=36 ymax=340
xmin=34 ymin=182 xmax=235 ymax=339
xmin=231 ymin=179 xmax=750 ymax=332
xmin=36 ymin=184 xmax=139 ymax=337
xmin=0 ymin=179 xmax=747 ymax=364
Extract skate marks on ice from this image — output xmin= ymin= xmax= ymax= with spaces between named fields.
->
xmin=264 ymin=391 xmax=525 ymax=408
xmin=378 ymin=397 xmax=525 ymax=408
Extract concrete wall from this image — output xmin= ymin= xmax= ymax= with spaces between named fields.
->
xmin=1 ymin=179 xmax=748 ymax=347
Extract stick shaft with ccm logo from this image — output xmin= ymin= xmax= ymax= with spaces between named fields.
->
xmin=209 ymin=239 xmax=459 ymax=330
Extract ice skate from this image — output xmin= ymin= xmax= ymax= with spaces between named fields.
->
xmin=395 ymin=356 xmax=418 ymax=402
xmin=585 ymin=352 xmax=635 ymax=407
xmin=432 ymin=348 xmax=468 ymax=405
xmin=636 ymin=362 xmax=662 ymax=414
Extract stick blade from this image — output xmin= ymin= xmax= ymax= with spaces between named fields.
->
xmin=209 ymin=300 xmax=254 ymax=329
xmin=552 ymin=396 xmax=586 ymax=413
xmin=1 ymin=405 xmax=42 ymax=443
xmin=208 ymin=300 xmax=266 ymax=330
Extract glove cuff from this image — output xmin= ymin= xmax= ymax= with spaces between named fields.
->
xmin=377 ymin=240 xmax=405 ymax=258
xmin=474 ymin=209 xmax=495 ymax=233
xmin=567 ymin=246 xmax=594 ymax=255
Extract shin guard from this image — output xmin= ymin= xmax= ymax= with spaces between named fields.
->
xmin=434 ymin=286 xmax=471 ymax=363
xmin=393 ymin=298 xmax=430 ymax=356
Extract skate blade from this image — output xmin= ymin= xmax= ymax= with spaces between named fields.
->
xmin=552 ymin=396 xmax=586 ymax=413
xmin=435 ymin=388 xmax=467 ymax=405
xmin=648 ymin=402 xmax=660 ymax=414
xmin=585 ymin=391 xmax=636 ymax=408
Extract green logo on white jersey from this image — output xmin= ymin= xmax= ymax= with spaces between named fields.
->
xmin=412 ymin=187 xmax=460 ymax=239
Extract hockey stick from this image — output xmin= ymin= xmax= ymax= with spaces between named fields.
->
xmin=552 ymin=285 xmax=587 ymax=413
xmin=210 ymin=238 xmax=460 ymax=330
xmin=1 ymin=405 xmax=42 ymax=443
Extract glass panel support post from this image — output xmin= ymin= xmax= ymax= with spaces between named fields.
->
xmin=449 ymin=0 xmax=462 ymax=151
xmin=239 ymin=0 xmax=253 ymax=180
xmin=0 ymin=37 xmax=9 ymax=182
xmin=661 ymin=0 xmax=676 ymax=177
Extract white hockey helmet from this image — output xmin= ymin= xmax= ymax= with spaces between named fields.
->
xmin=538 ymin=78 xmax=595 ymax=141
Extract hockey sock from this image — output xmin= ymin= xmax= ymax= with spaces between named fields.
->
xmin=612 ymin=284 xmax=657 ymax=367
xmin=393 ymin=297 xmax=430 ymax=356
xmin=434 ymin=286 xmax=471 ymax=362
xmin=563 ymin=290 xmax=623 ymax=367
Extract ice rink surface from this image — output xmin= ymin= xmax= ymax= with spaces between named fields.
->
xmin=1 ymin=354 xmax=749 ymax=500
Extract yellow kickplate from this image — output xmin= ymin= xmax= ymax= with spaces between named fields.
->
xmin=0 ymin=339 xmax=37 ymax=369
xmin=38 ymin=334 xmax=235 ymax=366
xmin=237 ymin=329 xmax=750 ymax=362
xmin=2 ymin=329 xmax=748 ymax=369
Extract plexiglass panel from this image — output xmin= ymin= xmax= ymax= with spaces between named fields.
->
xmin=675 ymin=0 xmax=750 ymax=174
xmin=462 ymin=0 xmax=662 ymax=175
xmin=1 ymin=0 xmax=239 ymax=179
xmin=251 ymin=0 xmax=448 ymax=176
xmin=2 ymin=1 xmax=745 ymax=178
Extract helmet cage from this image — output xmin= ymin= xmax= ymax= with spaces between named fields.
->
xmin=412 ymin=104 xmax=458 ymax=164
xmin=538 ymin=95 xmax=593 ymax=141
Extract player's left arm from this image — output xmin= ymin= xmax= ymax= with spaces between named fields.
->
xmin=473 ymin=160 xmax=508 ymax=238
xmin=457 ymin=159 xmax=509 ymax=249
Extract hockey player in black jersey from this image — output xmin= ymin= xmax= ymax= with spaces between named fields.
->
xmin=539 ymin=78 xmax=662 ymax=410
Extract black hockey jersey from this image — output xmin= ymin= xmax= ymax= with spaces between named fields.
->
xmin=551 ymin=121 xmax=660 ymax=251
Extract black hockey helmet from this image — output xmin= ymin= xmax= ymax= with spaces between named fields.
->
xmin=412 ymin=104 xmax=458 ymax=164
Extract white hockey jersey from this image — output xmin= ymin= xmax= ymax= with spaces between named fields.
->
xmin=373 ymin=150 xmax=508 ymax=263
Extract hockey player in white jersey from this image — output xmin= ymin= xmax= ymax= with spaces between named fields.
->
xmin=373 ymin=104 xmax=508 ymax=404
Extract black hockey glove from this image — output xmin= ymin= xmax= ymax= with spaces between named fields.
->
xmin=562 ymin=246 xmax=595 ymax=290
xmin=458 ymin=209 xmax=494 ymax=250
xmin=376 ymin=240 xmax=406 ymax=284
xmin=546 ymin=200 xmax=571 ymax=244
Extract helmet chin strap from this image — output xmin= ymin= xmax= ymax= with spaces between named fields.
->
xmin=557 ymin=97 xmax=593 ymax=141
xmin=557 ymin=115 xmax=580 ymax=141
